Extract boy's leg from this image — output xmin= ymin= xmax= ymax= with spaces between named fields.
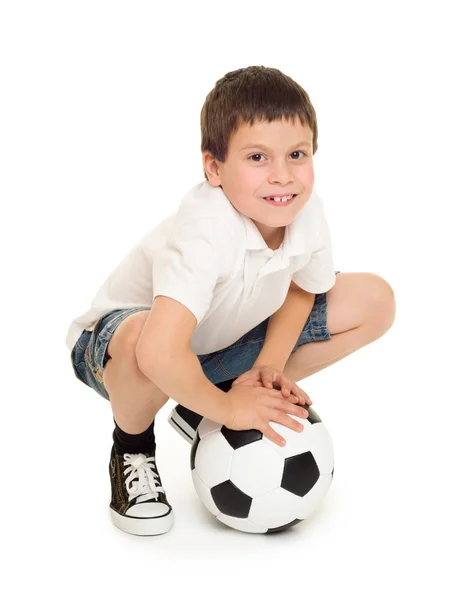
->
xmin=102 ymin=310 xmax=170 ymax=434
xmin=283 ymin=272 xmax=396 ymax=382
xmin=101 ymin=310 xmax=174 ymax=536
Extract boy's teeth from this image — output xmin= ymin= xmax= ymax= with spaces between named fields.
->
xmin=266 ymin=195 xmax=293 ymax=202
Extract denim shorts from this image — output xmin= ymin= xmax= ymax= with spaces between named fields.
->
xmin=70 ymin=271 xmax=341 ymax=401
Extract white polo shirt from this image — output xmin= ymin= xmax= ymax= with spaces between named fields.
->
xmin=65 ymin=180 xmax=336 ymax=355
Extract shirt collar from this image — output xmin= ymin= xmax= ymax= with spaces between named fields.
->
xmin=238 ymin=208 xmax=307 ymax=258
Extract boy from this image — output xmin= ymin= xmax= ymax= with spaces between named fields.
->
xmin=66 ymin=65 xmax=396 ymax=537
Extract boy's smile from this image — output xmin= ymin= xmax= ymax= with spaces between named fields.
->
xmin=203 ymin=116 xmax=315 ymax=250
xmin=262 ymin=194 xmax=297 ymax=206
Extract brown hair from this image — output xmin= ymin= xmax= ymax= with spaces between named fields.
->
xmin=200 ymin=65 xmax=318 ymax=181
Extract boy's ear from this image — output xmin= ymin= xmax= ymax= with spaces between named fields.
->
xmin=203 ymin=151 xmax=222 ymax=186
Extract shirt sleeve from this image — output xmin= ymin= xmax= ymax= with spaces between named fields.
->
xmin=152 ymin=218 xmax=228 ymax=325
xmin=292 ymin=193 xmax=337 ymax=294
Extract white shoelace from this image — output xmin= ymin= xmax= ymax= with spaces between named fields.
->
xmin=122 ymin=453 xmax=165 ymax=504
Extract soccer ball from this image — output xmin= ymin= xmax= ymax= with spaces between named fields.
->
xmin=190 ymin=405 xmax=334 ymax=533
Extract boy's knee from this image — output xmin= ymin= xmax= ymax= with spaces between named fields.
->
xmin=106 ymin=311 xmax=151 ymax=364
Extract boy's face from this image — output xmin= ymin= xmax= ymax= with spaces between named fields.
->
xmin=203 ymin=116 xmax=315 ymax=248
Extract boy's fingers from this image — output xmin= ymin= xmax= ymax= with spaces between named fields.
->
xmin=262 ymin=423 xmax=286 ymax=447
xmin=282 ymin=386 xmax=310 ymax=406
xmin=290 ymin=394 xmax=303 ymax=404
xmin=293 ymin=392 xmax=311 ymax=405
xmin=280 ymin=401 xmax=308 ymax=419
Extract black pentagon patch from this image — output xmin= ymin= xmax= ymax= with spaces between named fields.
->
xmin=266 ymin=518 xmax=303 ymax=533
xmin=211 ymin=480 xmax=252 ymax=518
xmin=281 ymin=451 xmax=320 ymax=497
xmin=221 ymin=426 xmax=263 ymax=449
xmin=190 ymin=430 xmax=201 ymax=471
xmin=305 ymin=406 xmax=322 ymax=425
xmin=331 ymin=467 xmax=334 ymax=479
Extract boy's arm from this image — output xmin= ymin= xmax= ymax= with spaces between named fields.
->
xmin=136 ymin=295 xmax=230 ymax=424
xmin=256 ymin=190 xmax=337 ymax=371
xmin=253 ymin=284 xmax=316 ymax=372
xmin=138 ymin=346 xmax=231 ymax=425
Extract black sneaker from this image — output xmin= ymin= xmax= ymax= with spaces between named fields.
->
xmin=167 ymin=379 xmax=235 ymax=443
xmin=109 ymin=443 xmax=174 ymax=536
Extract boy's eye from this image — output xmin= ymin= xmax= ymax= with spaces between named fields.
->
xmin=291 ymin=151 xmax=306 ymax=159
xmin=249 ymin=151 xmax=306 ymax=162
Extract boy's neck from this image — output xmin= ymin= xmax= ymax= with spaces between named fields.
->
xmin=264 ymin=226 xmax=285 ymax=250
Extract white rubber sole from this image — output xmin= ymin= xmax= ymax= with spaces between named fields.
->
xmin=110 ymin=506 xmax=174 ymax=536
xmin=167 ymin=409 xmax=196 ymax=444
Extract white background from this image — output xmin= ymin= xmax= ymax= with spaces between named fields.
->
xmin=1 ymin=1 xmax=467 ymax=598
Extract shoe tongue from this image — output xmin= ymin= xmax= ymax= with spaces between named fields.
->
xmin=136 ymin=494 xmax=159 ymax=504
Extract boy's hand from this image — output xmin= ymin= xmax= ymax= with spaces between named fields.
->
xmin=224 ymin=384 xmax=310 ymax=447
xmin=232 ymin=364 xmax=312 ymax=406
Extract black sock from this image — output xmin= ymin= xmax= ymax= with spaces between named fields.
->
xmin=113 ymin=417 xmax=156 ymax=456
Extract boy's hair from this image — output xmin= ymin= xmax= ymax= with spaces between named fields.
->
xmin=200 ymin=65 xmax=318 ymax=181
